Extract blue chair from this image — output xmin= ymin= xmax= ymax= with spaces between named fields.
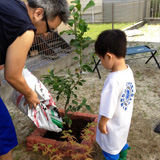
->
xmin=126 ymin=45 xmax=159 ymax=68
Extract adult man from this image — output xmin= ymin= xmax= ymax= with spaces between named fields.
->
xmin=0 ymin=0 xmax=69 ymax=159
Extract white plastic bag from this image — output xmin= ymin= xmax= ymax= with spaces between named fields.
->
xmin=10 ymin=67 xmax=63 ymax=132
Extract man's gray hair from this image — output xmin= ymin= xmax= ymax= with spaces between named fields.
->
xmin=27 ymin=0 xmax=69 ymax=24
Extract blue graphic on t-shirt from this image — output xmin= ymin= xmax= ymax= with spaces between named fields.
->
xmin=120 ymin=82 xmax=134 ymax=110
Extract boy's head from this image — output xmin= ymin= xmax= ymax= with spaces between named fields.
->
xmin=95 ymin=29 xmax=127 ymax=59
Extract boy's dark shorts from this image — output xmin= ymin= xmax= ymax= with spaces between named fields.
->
xmin=0 ymin=98 xmax=18 ymax=156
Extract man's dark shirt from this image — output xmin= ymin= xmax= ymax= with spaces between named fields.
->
xmin=0 ymin=0 xmax=36 ymax=65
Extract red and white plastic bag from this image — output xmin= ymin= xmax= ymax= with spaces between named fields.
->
xmin=10 ymin=67 xmax=63 ymax=132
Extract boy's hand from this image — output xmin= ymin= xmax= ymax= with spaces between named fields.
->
xmin=98 ymin=116 xmax=109 ymax=134
xmin=98 ymin=123 xmax=108 ymax=134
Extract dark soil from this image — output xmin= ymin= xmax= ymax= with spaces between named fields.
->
xmin=43 ymin=118 xmax=92 ymax=143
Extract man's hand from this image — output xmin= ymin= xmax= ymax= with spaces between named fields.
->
xmin=98 ymin=116 xmax=109 ymax=134
xmin=24 ymin=90 xmax=40 ymax=109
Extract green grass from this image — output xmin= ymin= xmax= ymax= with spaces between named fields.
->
xmin=84 ymin=23 xmax=133 ymax=40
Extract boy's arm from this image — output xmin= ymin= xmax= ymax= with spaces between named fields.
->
xmin=98 ymin=116 xmax=109 ymax=134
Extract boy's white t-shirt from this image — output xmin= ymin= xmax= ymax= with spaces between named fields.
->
xmin=96 ymin=65 xmax=136 ymax=155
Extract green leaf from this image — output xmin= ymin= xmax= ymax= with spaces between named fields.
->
xmin=67 ymin=69 xmax=71 ymax=75
xmin=72 ymin=12 xmax=79 ymax=19
xmin=50 ymin=69 xmax=54 ymax=78
xmin=70 ymin=39 xmax=80 ymax=47
xmin=72 ymin=92 xmax=77 ymax=98
xmin=83 ymin=37 xmax=92 ymax=41
xmin=83 ymin=0 xmax=95 ymax=12
xmin=74 ymin=48 xmax=81 ymax=54
xmin=48 ymin=144 xmax=52 ymax=148
xmin=78 ymin=22 xmax=88 ymax=32
xmin=77 ymin=81 xmax=82 ymax=86
xmin=82 ymin=64 xmax=93 ymax=72
xmin=76 ymin=4 xmax=81 ymax=11
xmin=59 ymin=30 xmax=66 ymax=35
xmin=69 ymin=5 xmax=75 ymax=12
xmin=82 ymin=98 xmax=87 ymax=104
xmin=72 ymin=100 xmax=78 ymax=105
xmin=77 ymin=105 xmax=82 ymax=111
xmin=73 ymin=107 xmax=77 ymax=112
xmin=69 ymin=105 xmax=72 ymax=109
xmin=81 ymin=79 xmax=86 ymax=83
xmin=82 ymin=43 xmax=89 ymax=50
xmin=43 ymin=79 xmax=51 ymax=85
xmin=68 ymin=19 xmax=75 ymax=27
xmin=68 ymin=119 xmax=72 ymax=126
xmin=71 ymin=0 xmax=80 ymax=5
xmin=85 ymin=105 xmax=91 ymax=111
xmin=87 ymin=67 xmax=93 ymax=72
xmin=62 ymin=30 xmax=75 ymax=35
xmin=72 ymin=56 xmax=79 ymax=60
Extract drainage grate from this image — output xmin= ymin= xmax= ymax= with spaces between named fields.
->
xmin=25 ymin=32 xmax=72 ymax=71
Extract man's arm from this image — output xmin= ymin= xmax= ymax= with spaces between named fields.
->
xmin=98 ymin=116 xmax=109 ymax=134
xmin=4 ymin=30 xmax=40 ymax=108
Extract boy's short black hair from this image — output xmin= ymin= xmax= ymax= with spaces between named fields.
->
xmin=95 ymin=29 xmax=127 ymax=58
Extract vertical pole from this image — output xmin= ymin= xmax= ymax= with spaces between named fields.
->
xmin=159 ymin=1 xmax=160 ymax=17
xmin=102 ymin=1 xmax=104 ymax=23
xmin=154 ymin=0 xmax=156 ymax=17
xmin=92 ymin=6 xmax=95 ymax=22
xmin=143 ymin=0 xmax=147 ymax=20
xmin=151 ymin=0 xmax=153 ymax=17
xmin=133 ymin=1 xmax=135 ymax=25
xmin=138 ymin=0 xmax=140 ymax=21
xmin=112 ymin=3 xmax=114 ymax=30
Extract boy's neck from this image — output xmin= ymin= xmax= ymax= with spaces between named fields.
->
xmin=111 ymin=58 xmax=127 ymax=72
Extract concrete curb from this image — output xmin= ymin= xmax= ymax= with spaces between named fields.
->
xmin=123 ymin=21 xmax=145 ymax=31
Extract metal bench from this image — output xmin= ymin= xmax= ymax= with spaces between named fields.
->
xmin=93 ymin=45 xmax=160 ymax=79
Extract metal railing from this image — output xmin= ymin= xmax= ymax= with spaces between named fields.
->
xmin=146 ymin=0 xmax=160 ymax=19
xmin=83 ymin=1 xmax=146 ymax=23
xmin=26 ymin=32 xmax=72 ymax=71
xmin=81 ymin=0 xmax=146 ymax=29
xmin=81 ymin=0 xmax=160 ymax=27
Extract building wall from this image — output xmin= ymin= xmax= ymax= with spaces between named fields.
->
xmin=82 ymin=0 xmax=147 ymax=23
xmin=103 ymin=1 xmax=145 ymax=22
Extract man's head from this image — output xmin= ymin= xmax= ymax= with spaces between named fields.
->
xmin=95 ymin=29 xmax=127 ymax=59
xmin=27 ymin=0 xmax=69 ymax=35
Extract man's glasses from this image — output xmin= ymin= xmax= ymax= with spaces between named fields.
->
xmin=44 ymin=12 xmax=54 ymax=33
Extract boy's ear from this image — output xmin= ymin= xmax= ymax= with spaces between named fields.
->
xmin=33 ymin=8 xmax=44 ymax=22
xmin=106 ymin=52 xmax=113 ymax=59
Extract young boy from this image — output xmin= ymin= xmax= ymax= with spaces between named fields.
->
xmin=95 ymin=29 xmax=136 ymax=160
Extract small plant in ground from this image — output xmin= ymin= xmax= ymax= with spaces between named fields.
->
xmin=43 ymin=0 xmax=95 ymax=127
xmin=33 ymin=143 xmax=64 ymax=160
xmin=33 ymin=122 xmax=96 ymax=160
